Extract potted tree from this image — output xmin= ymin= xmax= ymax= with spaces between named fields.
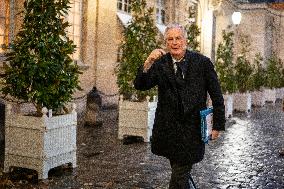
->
xmin=215 ymin=30 xmax=236 ymax=118
xmin=250 ymin=53 xmax=266 ymax=107
xmin=1 ymin=0 xmax=81 ymax=179
xmin=234 ymin=35 xmax=253 ymax=113
xmin=116 ymin=0 xmax=159 ymax=142
xmin=264 ymin=54 xmax=282 ymax=103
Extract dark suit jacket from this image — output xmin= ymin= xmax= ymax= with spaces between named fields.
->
xmin=134 ymin=50 xmax=225 ymax=165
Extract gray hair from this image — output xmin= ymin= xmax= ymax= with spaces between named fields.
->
xmin=164 ymin=23 xmax=187 ymax=40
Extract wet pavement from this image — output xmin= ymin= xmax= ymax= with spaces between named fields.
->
xmin=0 ymin=100 xmax=284 ymax=189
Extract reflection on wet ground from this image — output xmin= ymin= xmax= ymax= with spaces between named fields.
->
xmin=0 ymin=101 xmax=283 ymax=188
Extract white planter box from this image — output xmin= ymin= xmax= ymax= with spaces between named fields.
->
xmin=276 ymin=87 xmax=284 ymax=100
xmin=4 ymin=104 xmax=77 ymax=179
xmin=224 ymin=94 xmax=233 ymax=119
xmin=233 ymin=92 xmax=251 ymax=113
xmin=118 ymin=96 xmax=157 ymax=142
xmin=264 ymin=88 xmax=276 ymax=103
xmin=251 ymin=90 xmax=265 ymax=107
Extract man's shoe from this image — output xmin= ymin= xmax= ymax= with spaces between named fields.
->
xmin=279 ymin=149 xmax=284 ymax=156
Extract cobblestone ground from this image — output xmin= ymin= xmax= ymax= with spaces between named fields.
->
xmin=0 ymin=101 xmax=283 ymax=189
xmin=193 ymin=102 xmax=284 ymax=189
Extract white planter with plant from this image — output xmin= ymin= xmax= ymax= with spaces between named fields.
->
xmin=251 ymin=90 xmax=265 ymax=107
xmin=233 ymin=92 xmax=252 ymax=113
xmin=264 ymin=55 xmax=283 ymax=103
xmin=233 ymin=35 xmax=253 ymax=113
xmin=1 ymin=0 xmax=80 ymax=179
xmin=251 ymin=54 xmax=266 ymax=107
xmin=264 ymin=88 xmax=276 ymax=104
xmin=116 ymin=1 xmax=159 ymax=142
xmin=215 ymin=30 xmax=236 ymax=119
xmin=118 ymin=96 xmax=157 ymax=142
xmin=4 ymin=104 xmax=77 ymax=179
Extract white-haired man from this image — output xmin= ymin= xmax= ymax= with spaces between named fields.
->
xmin=134 ymin=23 xmax=225 ymax=188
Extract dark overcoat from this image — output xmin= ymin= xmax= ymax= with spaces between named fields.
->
xmin=134 ymin=50 xmax=225 ymax=165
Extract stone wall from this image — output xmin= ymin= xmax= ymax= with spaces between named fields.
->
xmin=94 ymin=0 xmax=119 ymax=107
xmin=214 ymin=1 xmax=284 ymax=65
xmin=93 ymin=0 xmax=194 ymax=106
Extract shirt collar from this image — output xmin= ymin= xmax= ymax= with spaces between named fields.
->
xmin=171 ymin=55 xmax=185 ymax=63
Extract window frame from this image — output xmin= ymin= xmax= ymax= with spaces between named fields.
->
xmin=117 ymin=0 xmax=131 ymax=14
xmin=66 ymin=0 xmax=83 ymax=61
xmin=156 ymin=0 xmax=165 ymax=24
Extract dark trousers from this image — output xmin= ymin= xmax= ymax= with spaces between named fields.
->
xmin=169 ymin=161 xmax=197 ymax=189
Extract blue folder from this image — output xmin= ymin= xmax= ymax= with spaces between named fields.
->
xmin=200 ymin=107 xmax=213 ymax=144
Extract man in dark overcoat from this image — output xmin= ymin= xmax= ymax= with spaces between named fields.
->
xmin=134 ymin=23 xmax=225 ymax=188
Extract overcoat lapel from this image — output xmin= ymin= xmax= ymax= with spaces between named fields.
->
xmin=183 ymin=51 xmax=193 ymax=81
xmin=160 ymin=51 xmax=195 ymax=91
xmin=160 ymin=53 xmax=177 ymax=90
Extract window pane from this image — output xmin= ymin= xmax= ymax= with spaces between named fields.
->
xmin=124 ymin=4 xmax=127 ymax=12
xmin=161 ymin=10 xmax=165 ymax=24
xmin=118 ymin=3 xmax=122 ymax=10
xmin=117 ymin=0 xmax=122 ymax=10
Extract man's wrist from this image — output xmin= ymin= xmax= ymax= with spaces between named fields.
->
xmin=143 ymin=59 xmax=152 ymax=73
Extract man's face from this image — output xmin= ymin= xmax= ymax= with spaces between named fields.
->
xmin=165 ymin=28 xmax=187 ymax=59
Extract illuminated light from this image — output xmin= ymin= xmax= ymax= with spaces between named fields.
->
xmin=232 ymin=11 xmax=242 ymax=25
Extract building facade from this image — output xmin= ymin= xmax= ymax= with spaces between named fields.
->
xmin=215 ymin=0 xmax=284 ymax=64
xmin=0 ymin=0 xmax=283 ymax=115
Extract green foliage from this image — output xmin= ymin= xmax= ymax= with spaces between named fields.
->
xmin=250 ymin=53 xmax=266 ymax=91
xmin=234 ymin=35 xmax=253 ymax=93
xmin=185 ymin=6 xmax=200 ymax=52
xmin=215 ymin=30 xmax=236 ymax=94
xmin=185 ymin=23 xmax=200 ymax=51
xmin=116 ymin=0 xmax=159 ymax=101
xmin=281 ymin=66 xmax=284 ymax=88
xmin=1 ymin=0 xmax=81 ymax=114
xmin=265 ymin=54 xmax=283 ymax=89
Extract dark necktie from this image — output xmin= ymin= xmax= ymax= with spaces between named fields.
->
xmin=174 ymin=62 xmax=185 ymax=117
xmin=175 ymin=62 xmax=184 ymax=80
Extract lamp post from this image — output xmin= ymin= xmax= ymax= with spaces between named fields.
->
xmin=232 ymin=11 xmax=242 ymax=25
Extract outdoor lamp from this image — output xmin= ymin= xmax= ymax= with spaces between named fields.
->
xmin=232 ymin=11 xmax=242 ymax=25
